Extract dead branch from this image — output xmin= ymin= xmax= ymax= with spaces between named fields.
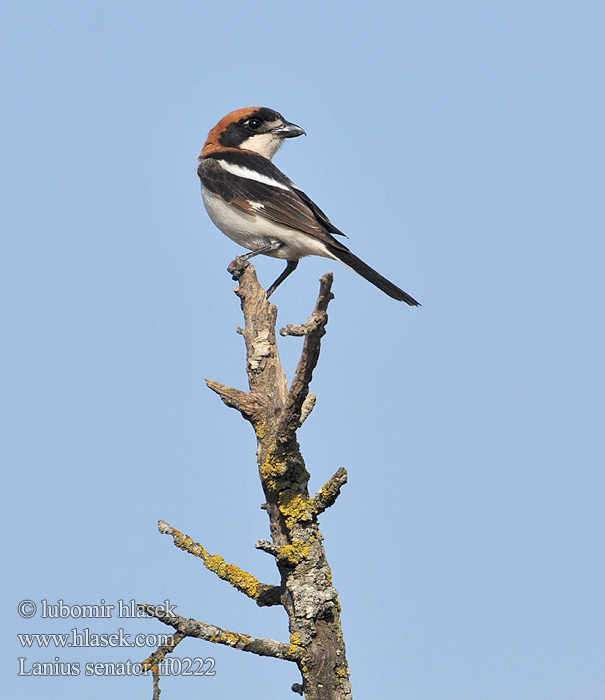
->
xmin=141 ymin=632 xmax=186 ymax=673
xmin=204 ymin=379 xmax=262 ymax=424
xmin=157 ymin=520 xmax=281 ymax=606
xmin=152 ymin=668 xmax=160 ymax=700
xmin=142 ymin=260 xmax=352 ymax=700
xmin=282 ymin=273 xmax=334 ymax=437
xmin=312 ymin=467 xmax=349 ymax=515
xmin=139 ymin=604 xmax=300 ymax=662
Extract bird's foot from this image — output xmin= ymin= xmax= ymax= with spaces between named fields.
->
xmin=228 ymin=256 xmax=250 ymax=281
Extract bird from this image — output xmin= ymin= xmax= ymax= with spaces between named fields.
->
xmin=197 ymin=107 xmax=420 ymax=305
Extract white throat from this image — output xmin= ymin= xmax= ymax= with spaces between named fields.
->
xmin=238 ymin=132 xmax=284 ymax=159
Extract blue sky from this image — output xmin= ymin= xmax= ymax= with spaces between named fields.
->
xmin=3 ymin=2 xmax=604 ymax=698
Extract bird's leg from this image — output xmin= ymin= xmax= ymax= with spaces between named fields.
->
xmin=228 ymin=242 xmax=284 ymax=282
xmin=266 ymin=260 xmax=299 ymax=298
xmin=240 ymin=241 xmax=282 ymax=262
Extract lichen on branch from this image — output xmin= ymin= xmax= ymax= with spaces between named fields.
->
xmin=142 ymin=260 xmax=352 ymax=700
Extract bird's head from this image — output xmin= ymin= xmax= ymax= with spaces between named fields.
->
xmin=201 ymin=107 xmax=305 ymax=159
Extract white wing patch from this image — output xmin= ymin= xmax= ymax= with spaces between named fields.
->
xmin=216 ymin=159 xmax=290 ymax=190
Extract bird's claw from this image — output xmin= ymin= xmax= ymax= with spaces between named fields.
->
xmin=228 ymin=256 xmax=250 ymax=281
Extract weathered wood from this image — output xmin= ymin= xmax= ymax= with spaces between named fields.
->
xmin=140 ymin=259 xmax=351 ymax=699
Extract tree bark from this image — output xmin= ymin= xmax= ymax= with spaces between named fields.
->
xmin=140 ymin=258 xmax=351 ymax=699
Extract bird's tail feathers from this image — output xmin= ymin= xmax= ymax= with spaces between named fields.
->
xmin=330 ymin=247 xmax=420 ymax=306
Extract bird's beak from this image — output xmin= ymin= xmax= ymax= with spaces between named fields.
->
xmin=274 ymin=121 xmax=306 ymax=138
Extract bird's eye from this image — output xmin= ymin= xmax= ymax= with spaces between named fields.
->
xmin=245 ymin=118 xmax=262 ymax=130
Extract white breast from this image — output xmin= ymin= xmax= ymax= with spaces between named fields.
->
xmin=202 ymin=187 xmax=338 ymax=261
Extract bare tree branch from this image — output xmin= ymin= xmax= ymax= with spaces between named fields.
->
xmin=139 ymin=604 xmax=301 ymax=662
xmin=255 ymin=539 xmax=279 ymax=556
xmin=158 ymin=520 xmax=281 ymax=606
xmin=312 ymin=467 xmax=348 ymax=515
xmin=152 ymin=668 xmax=161 ymax=700
xmin=282 ymin=273 xmax=334 ymax=436
xmin=204 ymin=379 xmax=262 ymax=423
xmin=142 ymin=631 xmax=186 ymax=673
xmin=142 ymin=261 xmax=352 ymax=699
xmin=298 ymin=393 xmax=317 ymax=427
xmin=230 ymin=260 xmax=289 ymax=407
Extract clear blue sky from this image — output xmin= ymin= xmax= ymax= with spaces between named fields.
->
xmin=3 ymin=2 xmax=604 ymax=698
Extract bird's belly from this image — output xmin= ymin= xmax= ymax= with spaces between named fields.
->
xmin=202 ymin=188 xmax=336 ymax=261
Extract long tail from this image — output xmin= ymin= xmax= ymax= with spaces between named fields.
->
xmin=330 ymin=247 xmax=421 ymax=306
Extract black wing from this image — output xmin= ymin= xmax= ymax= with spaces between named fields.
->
xmin=198 ymin=152 xmax=350 ymax=252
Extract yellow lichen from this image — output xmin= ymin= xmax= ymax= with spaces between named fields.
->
xmin=210 ymin=629 xmax=251 ymax=648
xmin=318 ymin=482 xmax=335 ymax=502
xmin=171 ymin=529 xmax=209 ymax=560
xmin=259 ymin=451 xmax=286 ymax=491
xmin=286 ymin=631 xmax=305 ymax=659
xmin=203 ymin=555 xmax=259 ymax=599
xmin=205 ymin=554 xmax=229 ymax=578
xmin=277 ymin=540 xmax=310 ymax=566
xmin=225 ymin=564 xmax=259 ymax=598
xmin=224 ymin=632 xmax=240 ymax=647
xmin=279 ymin=492 xmax=314 ymax=529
